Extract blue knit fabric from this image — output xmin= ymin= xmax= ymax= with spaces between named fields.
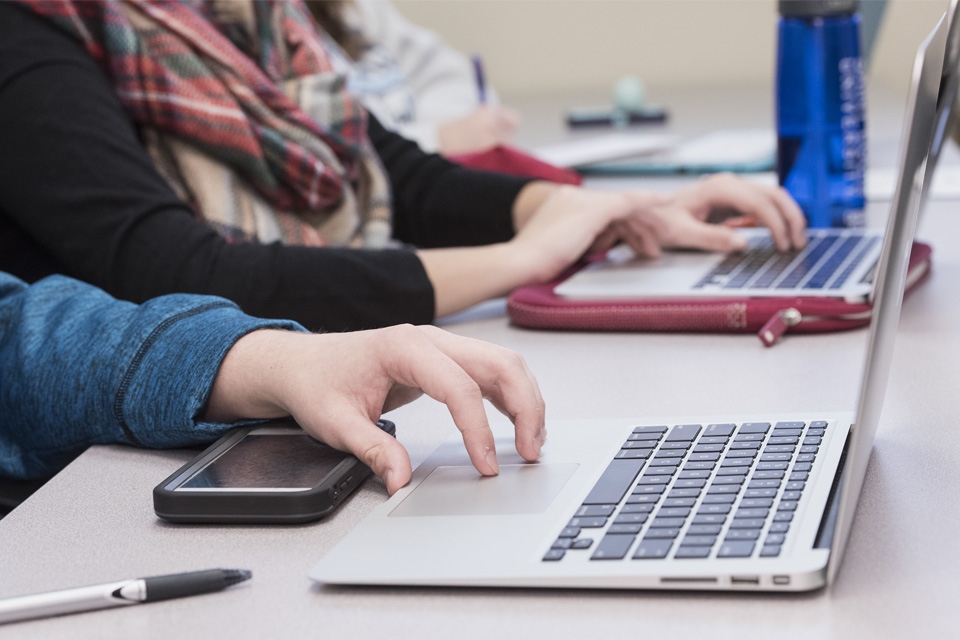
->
xmin=0 ymin=272 xmax=305 ymax=479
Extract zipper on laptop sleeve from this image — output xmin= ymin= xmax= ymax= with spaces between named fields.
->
xmin=759 ymin=308 xmax=802 ymax=347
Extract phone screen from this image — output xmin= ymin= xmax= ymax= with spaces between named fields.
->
xmin=176 ymin=431 xmax=347 ymax=491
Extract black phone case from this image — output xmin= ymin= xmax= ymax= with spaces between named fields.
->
xmin=152 ymin=419 xmax=396 ymax=524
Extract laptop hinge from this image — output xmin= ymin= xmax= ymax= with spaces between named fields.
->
xmin=814 ymin=429 xmax=852 ymax=549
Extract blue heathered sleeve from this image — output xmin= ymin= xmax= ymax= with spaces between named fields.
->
xmin=0 ymin=273 xmax=306 ymax=480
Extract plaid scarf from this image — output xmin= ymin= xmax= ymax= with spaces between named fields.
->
xmin=21 ymin=0 xmax=392 ymax=248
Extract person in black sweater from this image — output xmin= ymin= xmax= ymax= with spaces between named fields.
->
xmin=0 ymin=2 xmax=806 ymax=333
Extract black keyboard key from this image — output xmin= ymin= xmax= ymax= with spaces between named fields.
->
xmin=774 ymin=421 xmax=805 ymax=430
xmin=760 ymin=453 xmax=793 ymax=462
xmin=572 ymin=538 xmax=594 ymax=550
xmin=807 ymin=428 xmax=826 ymax=437
xmin=705 ymin=423 xmax=737 ymax=437
xmin=614 ymin=513 xmax=650 ymax=525
xmin=809 ymin=420 xmax=828 ymax=428
xmin=646 ymin=466 xmax=677 ymax=476
xmin=633 ymin=539 xmax=673 ymax=559
xmin=638 ymin=475 xmax=673 ymax=485
xmin=568 ymin=517 xmax=607 ymax=528
xmin=698 ymin=436 xmax=730 ymax=445
xmin=668 ymin=488 xmax=702 ymax=498
xmin=621 ymin=441 xmax=655 ymax=451
xmin=615 ymin=450 xmax=649 ymax=460
xmin=748 ymin=479 xmax=782 ymax=489
xmin=660 ymin=441 xmax=692 ymax=450
xmin=768 ymin=436 xmax=799 ymax=445
xmin=657 ymin=507 xmax=691 ymax=518
xmin=707 ymin=485 xmax=741 ymax=494
xmin=756 ymin=462 xmax=789 ymax=471
xmin=628 ymin=432 xmax=664 ymax=441
xmin=689 ymin=453 xmax=721 ymax=462
xmin=688 ymin=524 xmax=723 ymax=535
xmin=793 ymin=462 xmax=812 ymax=472
xmin=582 ymin=459 xmax=645 ymax=505
xmin=777 ymin=501 xmax=799 ymax=512
xmin=768 ymin=522 xmax=790 ymax=533
xmin=725 ymin=529 xmax=761 ymax=540
xmin=734 ymin=433 xmax=765 ymax=442
xmin=655 ymin=450 xmax=686 ymax=459
xmin=627 ymin=494 xmax=661 ymax=504
xmin=738 ymin=422 xmax=771 ymax=434
xmin=559 ymin=527 xmax=581 ymax=538
xmin=716 ymin=467 xmax=749 ymax=476
xmin=650 ymin=517 xmax=686 ymax=528
xmin=729 ymin=518 xmax=765 ymax=529
xmin=609 ymin=523 xmax=644 ymax=535
xmin=729 ymin=441 xmax=762 ymax=450
xmin=772 ymin=429 xmax=802 ymax=437
xmin=701 ymin=494 xmax=737 ymax=504
xmin=711 ymin=477 xmax=746 ymax=485
xmin=634 ymin=425 xmax=669 ymax=434
xmin=684 ymin=461 xmax=716 ymax=471
xmin=718 ymin=541 xmax=756 ymax=558
xmin=796 ymin=453 xmax=816 ymax=463
xmin=773 ymin=512 xmax=794 ymax=522
xmin=679 ymin=470 xmax=711 ymax=479
xmin=745 ymin=489 xmax=778 ymax=498
xmin=621 ymin=503 xmax=655 ymax=514
xmin=543 ymin=549 xmax=565 ymax=561
xmin=765 ymin=533 xmax=786 ymax=545
xmin=644 ymin=528 xmax=681 ymax=539
xmin=759 ymin=545 xmax=782 ymax=557
xmin=693 ymin=444 xmax=724 ymax=453
xmin=675 ymin=546 xmax=711 ymax=559
xmin=633 ymin=484 xmax=667 ymax=495
xmin=789 ymin=472 xmax=809 ymax=482
xmin=693 ymin=514 xmax=727 ymax=525
xmin=736 ymin=508 xmax=769 ymax=519
xmin=552 ymin=538 xmax=574 ymax=549
xmin=803 ymin=436 xmax=823 ymax=446
xmin=682 ymin=535 xmax=718 ymax=546
xmin=764 ymin=445 xmax=796 ymax=453
xmin=666 ymin=424 xmax=702 ymax=441
xmin=675 ymin=479 xmax=707 ymax=489
xmin=752 ymin=470 xmax=785 ymax=479
xmin=781 ymin=491 xmax=802 ymax=501
xmin=663 ymin=498 xmax=697 ymax=508
xmin=799 ymin=445 xmax=819 ymax=454
xmin=648 ymin=457 xmax=682 ymax=467
xmin=575 ymin=505 xmax=616 ymax=518
xmin=720 ymin=458 xmax=752 ymax=467
xmin=698 ymin=504 xmax=732 ymax=515
xmin=725 ymin=450 xmax=758 ymax=458
xmin=591 ymin=534 xmax=636 ymax=560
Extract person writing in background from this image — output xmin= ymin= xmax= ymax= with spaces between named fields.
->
xmin=307 ymin=0 xmax=522 ymax=155
xmin=0 ymin=270 xmax=544 ymax=496
xmin=0 ymin=1 xmax=806 ymax=336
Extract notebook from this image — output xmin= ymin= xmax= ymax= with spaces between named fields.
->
xmin=309 ymin=13 xmax=947 ymax=592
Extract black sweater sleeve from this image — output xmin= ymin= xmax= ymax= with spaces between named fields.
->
xmin=0 ymin=4 xmax=528 ymax=331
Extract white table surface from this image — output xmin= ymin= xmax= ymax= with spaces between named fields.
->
xmin=2 ymin=85 xmax=959 ymax=639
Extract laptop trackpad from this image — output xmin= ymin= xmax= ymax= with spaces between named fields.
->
xmin=389 ymin=463 xmax=579 ymax=517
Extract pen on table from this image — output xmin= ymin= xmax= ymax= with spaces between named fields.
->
xmin=471 ymin=53 xmax=487 ymax=104
xmin=0 ymin=568 xmax=251 ymax=625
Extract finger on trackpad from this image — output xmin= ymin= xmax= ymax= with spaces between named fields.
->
xmin=389 ymin=464 xmax=579 ymax=517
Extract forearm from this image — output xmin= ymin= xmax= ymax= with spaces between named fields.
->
xmin=417 ymin=243 xmax=535 ymax=317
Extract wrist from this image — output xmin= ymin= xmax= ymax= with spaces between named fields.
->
xmin=512 ymin=181 xmax=560 ymax=231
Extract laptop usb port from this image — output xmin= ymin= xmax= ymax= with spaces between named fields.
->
xmin=730 ymin=576 xmax=760 ymax=586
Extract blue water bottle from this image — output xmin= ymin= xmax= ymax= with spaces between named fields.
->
xmin=776 ymin=0 xmax=865 ymax=228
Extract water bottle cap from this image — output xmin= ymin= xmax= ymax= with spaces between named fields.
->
xmin=778 ymin=0 xmax=859 ymax=17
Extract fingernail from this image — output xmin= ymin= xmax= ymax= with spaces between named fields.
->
xmin=383 ymin=468 xmax=395 ymax=493
xmin=484 ymin=449 xmax=500 ymax=475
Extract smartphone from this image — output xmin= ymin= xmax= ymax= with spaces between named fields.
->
xmin=153 ymin=420 xmax=395 ymax=524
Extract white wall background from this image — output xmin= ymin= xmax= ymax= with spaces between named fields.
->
xmin=393 ymin=0 xmax=949 ymax=98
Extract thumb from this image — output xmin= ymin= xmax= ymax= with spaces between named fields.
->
xmin=309 ymin=416 xmax=413 ymax=495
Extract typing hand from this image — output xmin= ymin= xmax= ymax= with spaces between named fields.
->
xmin=438 ymin=105 xmax=522 ymax=155
xmin=203 ymin=325 xmax=546 ymax=495
xmin=636 ymin=173 xmax=807 ymax=253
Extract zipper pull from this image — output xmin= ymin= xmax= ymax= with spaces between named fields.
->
xmin=758 ymin=307 xmax=802 ymax=347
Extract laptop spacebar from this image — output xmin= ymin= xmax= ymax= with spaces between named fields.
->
xmin=581 ymin=459 xmax=645 ymax=505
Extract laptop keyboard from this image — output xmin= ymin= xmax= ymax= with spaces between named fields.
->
xmin=542 ymin=421 xmax=828 ymax=562
xmin=693 ymin=232 xmax=880 ymax=292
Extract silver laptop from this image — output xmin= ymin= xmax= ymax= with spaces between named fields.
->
xmin=310 ymin=14 xmax=946 ymax=592
xmin=554 ymin=2 xmax=957 ymax=304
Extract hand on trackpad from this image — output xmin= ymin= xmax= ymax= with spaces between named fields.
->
xmin=389 ymin=464 xmax=579 ymax=517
